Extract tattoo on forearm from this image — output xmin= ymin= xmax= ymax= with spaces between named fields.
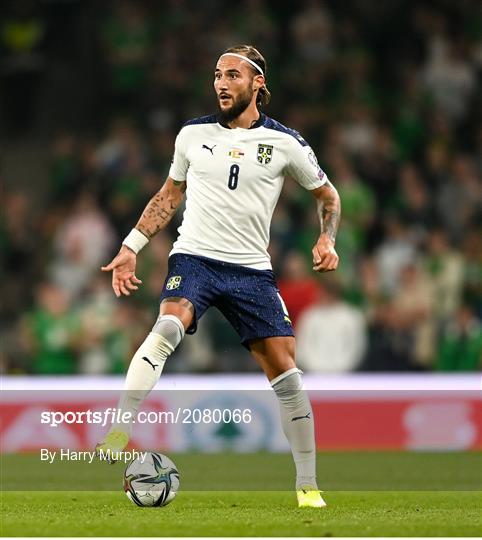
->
xmin=135 ymin=187 xmax=184 ymax=238
xmin=322 ymin=208 xmax=340 ymax=243
xmin=317 ymin=180 xmax=341 ymax=244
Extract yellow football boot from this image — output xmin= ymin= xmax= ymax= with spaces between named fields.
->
xmin=95 ymin=430 xmax=129 ymax=464
xmin=296 ymin=486 xmax=327 ymax=508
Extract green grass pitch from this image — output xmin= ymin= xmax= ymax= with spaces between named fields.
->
xmin=1 ymin=452 xmax=481 ymax=536
xmin=2 ymin=490 xmax=481 ymax=536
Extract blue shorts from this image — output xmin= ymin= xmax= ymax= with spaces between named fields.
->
xmin=159 ymin=253 xmax=294 ymax=347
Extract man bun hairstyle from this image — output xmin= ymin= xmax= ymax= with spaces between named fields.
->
xmin=223 ymin=44 xmax=271 ymax=109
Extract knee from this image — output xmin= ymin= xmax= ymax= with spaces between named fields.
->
xmin=152 ymin=314 xmax=185 ymax=350
xmin=267 ymin=338 xmax=297 ymax=376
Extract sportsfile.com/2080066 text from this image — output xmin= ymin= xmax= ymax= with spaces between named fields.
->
xmin=40 ymin=408 xmax=253 ymax=427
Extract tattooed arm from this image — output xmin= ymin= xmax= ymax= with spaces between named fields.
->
xmin=310 ymin=180 xmax=341 ymax=273
xmin=135 ymin=177 xmax=186 ymax=238
xmin=101 ymin=177 xmax=186 ymax=297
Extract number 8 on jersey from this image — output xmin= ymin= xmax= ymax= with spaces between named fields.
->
xmin=228 ymin=164 xmax=240 ymax=190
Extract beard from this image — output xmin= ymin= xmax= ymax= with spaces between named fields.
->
xmin=217 ymin=86 xmax=254 ymax=123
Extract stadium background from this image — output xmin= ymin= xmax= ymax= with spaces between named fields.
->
xmin=1 ymin=5 xmax=481 ymax=537
xmin=1 ymin=0 xmax=480 ymax=378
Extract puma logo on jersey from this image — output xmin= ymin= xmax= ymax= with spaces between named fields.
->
xmin=291 ymin=412 xmax=311 ymax=422
xmin=202 ymin=144 xmax=216 ymax=154
xmin=142 ymin=357 xmax=159 ymax=370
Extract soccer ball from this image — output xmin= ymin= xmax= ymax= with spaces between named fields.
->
xmin=124 ymin=452 xmax=180 ymax=507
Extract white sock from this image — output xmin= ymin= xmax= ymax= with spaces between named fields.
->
xmin=112 ymin=315 xmax=184 ymax=436
xmin=271 ymin=368 xmax=317 ymax=490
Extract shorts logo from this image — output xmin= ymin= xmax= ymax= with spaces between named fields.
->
xmin=277 ymin=292 xmax=292 ymax=324
xmin=257 ymin=144 xmax=273 ymax=164
xmin=166 ymin=275 xmax=182 ymax=290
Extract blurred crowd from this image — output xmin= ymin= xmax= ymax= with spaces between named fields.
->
xmin=1 ymin=0 xmax=481 ymax=374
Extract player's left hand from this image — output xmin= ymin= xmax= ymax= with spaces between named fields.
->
xmin=312 ymin=234 xmax=339 ymax=272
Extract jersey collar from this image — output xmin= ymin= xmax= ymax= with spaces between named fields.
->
xmin=217 ymin=112 xmax=265 ymax=130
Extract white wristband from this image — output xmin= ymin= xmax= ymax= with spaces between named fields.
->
xmin=122 ymin=228 xmax=149 ymax=254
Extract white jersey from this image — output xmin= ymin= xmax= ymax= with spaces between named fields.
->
xmin=168 ymin=113 xmax=327 ymax=269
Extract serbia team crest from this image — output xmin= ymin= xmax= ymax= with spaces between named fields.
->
xmin=257 ymin=144 xmax=273 ymax=164
xmin=166 ymin=275 xmax=182 ymax=290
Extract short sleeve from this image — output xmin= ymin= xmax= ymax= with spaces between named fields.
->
xmin=168 ymin=128 xmax=189 ymax=182
xmin=285 ymin=139 xmax=327 ymax=190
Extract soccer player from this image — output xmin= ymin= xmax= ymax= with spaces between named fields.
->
xmin=97 ymin=45 xmax=340 ymax=508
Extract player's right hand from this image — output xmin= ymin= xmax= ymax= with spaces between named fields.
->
xmin=101 ymin=245 xmax=142 ymax=297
